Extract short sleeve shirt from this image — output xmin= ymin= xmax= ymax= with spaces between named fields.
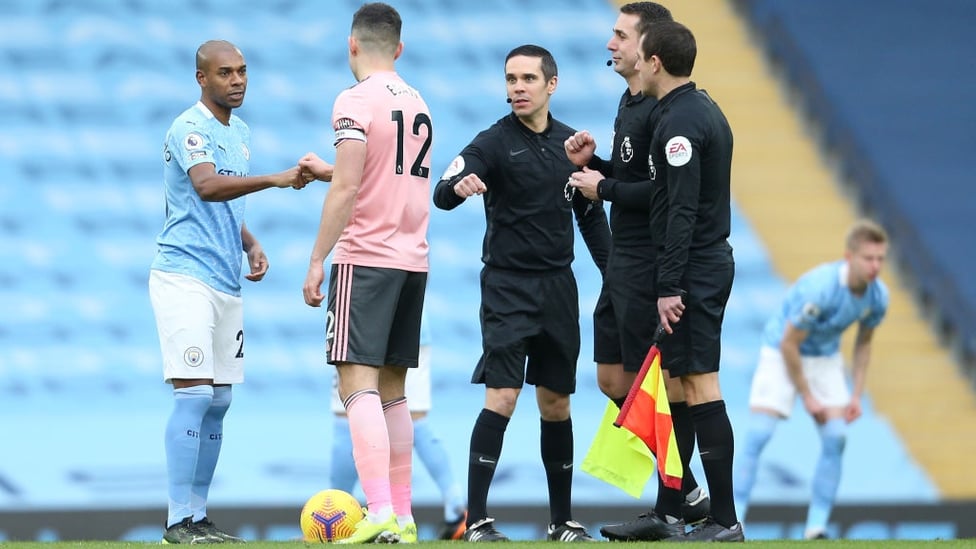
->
xmin=152 ymin=101 xmax=249 ymax=296
xmin=330 ymin=71 xmax=432 ymax=272
xmin=762 ymin=260 xmax=889 ymax=356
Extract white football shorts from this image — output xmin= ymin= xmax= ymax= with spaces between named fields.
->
xmin=747 ymin=345 xmax=850 ymax=418
xmin=330 ymin=344 xmax=432 ymax=414
xmin=149 ymin=270 xmax=244 ymax=385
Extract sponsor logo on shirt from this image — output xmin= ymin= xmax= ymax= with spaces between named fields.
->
xmin=665 ymin=136 xmax=692 ymax=167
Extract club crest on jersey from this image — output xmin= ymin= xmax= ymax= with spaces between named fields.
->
xmin=184 ymin=347 xmax=204 ymax=367
xmin=801 ymin=302 xmax=820 ymax=320
xmin=184 ymin=132 xmax=205 ymax=151
xmin=665 ymin=136 xmax=692 ymax=167
xmin=647 ymin=153 xmax=656 ymax=180
xmin=619 ymin=136 xmax=634 ymax=163
xmin=241 ymin=143 xmax=249 ymax=160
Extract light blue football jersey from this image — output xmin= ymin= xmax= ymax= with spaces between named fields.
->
xmin=762 ymin=260 xmax=888 ymax=357
xmin=152 ymin=102 xmax=250 ymax=296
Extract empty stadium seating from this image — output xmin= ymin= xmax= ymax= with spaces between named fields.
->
xmin=735 ymin=0 xmax=976 ymax=367
xmin=0 ymin=0 xmax=946 ymax=540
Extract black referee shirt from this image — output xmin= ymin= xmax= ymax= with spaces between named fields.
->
xmin=586 ymin=89 xmax=657 ymax=249
xmin=433 ymin=112 xmax=610 ymax=273
xmin=648 ymin=82 xmax=733 ymax=296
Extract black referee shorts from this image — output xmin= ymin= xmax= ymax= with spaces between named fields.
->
xmin=472 ymin=266 xmax=580 ymax=395
xmin=592 ymin=245 xmax=658 ymax=373
xmin=661 ymin=243 xmax=734 ymax=377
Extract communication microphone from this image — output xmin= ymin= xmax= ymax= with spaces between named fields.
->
xmin=606 ymin=59 xmax=613 ymax=66
xmin=506 ymin=97 xmax=513 ymax=103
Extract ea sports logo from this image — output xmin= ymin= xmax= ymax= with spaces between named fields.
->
xmin=665 ymin=136 xmax=692 ymax=167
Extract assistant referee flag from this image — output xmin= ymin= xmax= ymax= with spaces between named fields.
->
xmin=615 ymin=343 xmax=683 ymax=490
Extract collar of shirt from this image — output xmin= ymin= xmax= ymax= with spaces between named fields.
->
xmin=508 ymin=111 xmax=554 ymax=138
xmin=657 ymin=81 xmax=697 ymax=109
xmin=621 ymin=88 xmax=649 ymax=107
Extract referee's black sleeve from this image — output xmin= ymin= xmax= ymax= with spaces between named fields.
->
xmin=572 ymin=194 xmax=611 ymax=276
xmin=597 ymin=176 xmax=652 ymax=208
xmin=586 ymin=154 xmax=612 ymax=178
xmin=432 ymin=176 xmax=465 ymax=210
xmin=433 ymin=146 xmax=491 ymax=211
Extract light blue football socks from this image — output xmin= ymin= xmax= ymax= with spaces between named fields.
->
xmin=165 ymin=385 xmax=213 ymax=527
xmin=733 ymin=411 xmax=779 ymax=520
xmin=413 ymin=417 xmax=466 ymax=521
xmin=734 ymin=411 xmax=847 ymax=538
xmin=191 ymin=385 xmax=232 ymax=521
xmin=806 ymin=418 xmax=846 ymax=537
xmin=330 ymin=415 xmax=359 ymax=494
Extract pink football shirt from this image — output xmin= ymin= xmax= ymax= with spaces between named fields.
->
xmin=331 ymin=71 xmax=432 ymax=271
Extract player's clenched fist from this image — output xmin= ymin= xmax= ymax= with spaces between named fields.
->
xmin=564 ymin=130 xmax=596 ymax=167
xmin=453 ymin=173 xmax=487 ymax=198
xmin=298 ymin=152 xmax=335 ymax=182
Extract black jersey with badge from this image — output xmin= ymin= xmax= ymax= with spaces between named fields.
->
xmin=647 ymin=82 xmax=733 ymax=296
xmin=434 ymin=113 xmax=611 ymax=273
xmin=586 ymin=89 xmax=657 ymax=248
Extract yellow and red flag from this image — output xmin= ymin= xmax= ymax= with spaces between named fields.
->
xmin=581 ymin=401 xmax=656 ymax=498
xmin=614 ymin=344 xmax=683 ymax=490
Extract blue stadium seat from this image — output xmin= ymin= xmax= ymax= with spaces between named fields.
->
xmin=738 ymin=0 xmax=976 ymax=364
xmin=0 ymin=0 xmax=939 ymax=518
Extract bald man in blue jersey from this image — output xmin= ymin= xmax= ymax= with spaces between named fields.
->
xmin=150 ymin=39 xmax=322 ymax=544
xmin=734 ymin=220 xmax=889 ymax=540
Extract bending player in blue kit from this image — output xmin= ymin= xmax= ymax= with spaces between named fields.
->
xmin=734 ymin=220 xmax=889 ymax=540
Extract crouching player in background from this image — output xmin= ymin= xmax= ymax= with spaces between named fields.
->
xmin=734 ymin=220 xmax=889 ymax=540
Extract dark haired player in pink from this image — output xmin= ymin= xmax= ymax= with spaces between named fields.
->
xmin=300 ymin=2 xmax=433 ymax=544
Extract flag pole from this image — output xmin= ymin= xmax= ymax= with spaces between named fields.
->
xmin=614 ymin=325 xmax=666 ymax=427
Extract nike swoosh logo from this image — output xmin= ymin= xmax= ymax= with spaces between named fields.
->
xmin=478 ymin=456 xmax=497 ymax=464
xmin=562 ymin=463 xmax=573 ymax=470
xmin=509 ymin=148 xmax=529 ymax=157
